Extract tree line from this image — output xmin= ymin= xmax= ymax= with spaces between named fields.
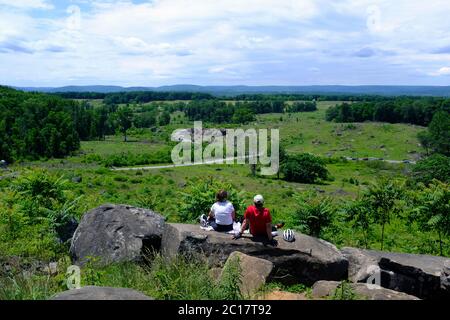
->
xmin=0 ymin=87 xmax=174 ymax=162
xmin=326 ymin=97 xmax=450 ymax=126
xmin=174 ymin=100 xmax=315 ymax=123
xmin=54 ymin=91 xmax=428 ymax=104
xmin=54 ymin=91 xmax=214 ymax=104
xmin=0 ymin=86 xmax=80 ymax=162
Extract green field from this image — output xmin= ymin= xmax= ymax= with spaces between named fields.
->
xmin=8 ymin=100 xmax=432 ymax=255
xmin=2 ymin=98 xmax=447 ymax=301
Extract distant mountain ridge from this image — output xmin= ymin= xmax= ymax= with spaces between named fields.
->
xmin=15 ymin=85 xmax=450 ymax=97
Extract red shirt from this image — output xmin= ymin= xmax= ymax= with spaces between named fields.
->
xmin=244 ymin=205 xmax=272 ymax=236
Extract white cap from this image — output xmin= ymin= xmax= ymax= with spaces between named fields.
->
xmin=253 ymin=194 xmax=264 ymax=204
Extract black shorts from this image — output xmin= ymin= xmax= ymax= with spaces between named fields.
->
xmin=210 ymin=222 xmax=234 ymax=232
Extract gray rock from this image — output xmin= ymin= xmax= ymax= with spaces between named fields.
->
xmin=70 ymin=204 xmax=166 ymax=265
xmin=161 ymin=223 xmax=348 ymax=285
xmin=312 ymin=280 xmax=420 ymax=300
xmin=43 ymin=262 xmax=58 ymax=275
xmin=51 ymin=286 xmax=153 ymax=300
xmin=71 ymin=176 xmax=82 ymax=183
xmin=341 ymin=247 xmax=450 ymax=300
xmin=223 ymin=251 xmax=273 ymax=297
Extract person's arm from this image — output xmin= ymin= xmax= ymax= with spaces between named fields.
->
xmin=266 ymin=209 xmax=274 ymax=241
xmin=240 ymin=218 xmax=249 ymax=234
xmin=266 ymin=222 xmax=273 ymax=241
xmin=231 ymin=209 xmax=236 ymax=222
xmin=209 ymin=204 xmax=215 ymax=219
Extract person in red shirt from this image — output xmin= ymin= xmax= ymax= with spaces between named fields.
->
xmin=234 ymin=195 xmax=282 ymax=245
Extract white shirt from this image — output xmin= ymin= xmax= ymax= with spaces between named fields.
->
xmin=211 ymin=201 xmax=234 ymax=226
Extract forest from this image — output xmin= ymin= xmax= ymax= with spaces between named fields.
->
xmin=326 ymin=97 xmax=450 ymax=126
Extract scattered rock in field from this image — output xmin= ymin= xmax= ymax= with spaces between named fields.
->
xmin=312 ymin=280 xmax=420 ymax=300
xmin=331 ymin=189 xmax=350 ymax=197
xmin=71 ymin=176 xmax=82 ymax=183
xmin=161 ymin=223 xmax=348 ymax=286
xmin=0 ymin=257 xmax=59 ymax=277
xmin=51 ymin=286 xmax=153 ymax=300
xmin=341 ymin=247 xmax=450 ymax=300
xmin=70 ymin=204 xmax=166 ymax=265
xmin=43 ymin=262 xmax=58 ymax=275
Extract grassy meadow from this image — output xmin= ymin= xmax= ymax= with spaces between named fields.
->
xmin=2 ymin=98 xmax=448 ymax=300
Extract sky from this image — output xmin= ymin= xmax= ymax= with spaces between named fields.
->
xmin=1 ymin=0 xmax=450 ymax=87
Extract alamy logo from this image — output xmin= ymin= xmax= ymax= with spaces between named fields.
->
xmin=366 ymin=265 xmax=382 ymax=290
xmin=66 ymin=265 xmax=81 ymax=290
xmin=171 ymin=121 xmax=279 ymax=175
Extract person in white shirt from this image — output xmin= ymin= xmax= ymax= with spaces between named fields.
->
xmin=206 ymin=190 xmax=236 ymax=232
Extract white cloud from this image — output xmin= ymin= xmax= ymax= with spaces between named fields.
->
xmin=0 ymin=0 xmax=53 ymax=10
xmin=429 ymin=67 xmax=450 ymax=76
xmin=2 ymin=0 xmax=450 ymax=86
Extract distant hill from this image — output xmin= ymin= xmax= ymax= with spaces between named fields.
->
xmin=14 ymin=85 xmax=450 ymax=97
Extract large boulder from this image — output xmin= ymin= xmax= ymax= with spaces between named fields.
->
xmin=341 ymin=247 xmax=450 ymax=300
xmin=70 ymin=204 xmax=166 ymax=265
xmin=221 ymin=251 xmax=274 ymax=297
xmin=161 ymin=223 xmax=348 ymax=285
xmin=51 ymin=286 xmax=153 ymax=300
xmin=311 ymin=280 xmax=420 ymax=300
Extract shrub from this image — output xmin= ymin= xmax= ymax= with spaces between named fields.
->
xmin=178 ymin=177 xmax=245 ymax=223
xmin=78 ymin=253 xmax=242 ymax=300
xmin=0 ymin=169 xmax=80 ymax=259
xmin=331 ymin=281 xmax=359 ymax=300
xmin=292 ymin=192 xmax=336 ymax=238
xmin=281 ymin=153 xmax=329 ymax=184
xmin=412 ymin=154 xmax=450 ymax=185
xmin=102 ymin=149 xmax=172 ymax=167
xmin=410 ymin=180 xmax=450 ymax=256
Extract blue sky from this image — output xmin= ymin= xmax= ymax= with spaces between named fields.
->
xmin=1 ymin=0 xmax=450 ymax=87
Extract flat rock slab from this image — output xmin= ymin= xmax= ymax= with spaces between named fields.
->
xmin=161 ymin=223 xmax=348 ymax=285
xmin=342 ymin=247 xmax=450 ymax=300
xmin=70 ymin=204 xmax=166 ymax=265
xmin=51 ymin=286 xmax=153 ymax=300
xmin=312 ymin=281 xmax=420 ymax=300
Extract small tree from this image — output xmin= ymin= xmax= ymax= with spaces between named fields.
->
xmin=281 ymin=153 xmax=328 ymax=184
xmin=417 ymin=131 xmax=432 ymax=156
xmin=343 ymin=199 xmax=372 ymax=248
xmin=412 ymin=154 xmax=450 ymax=185
xmin=413 ymin=180 xmax=450 ymax=256
xmin=232 ymin=108 xmax=255 ymax=124
xmin=116 ymin=106 xmax=133 ymax=142
xmin=293 ymin=192 xmax=336 ymax=238
xmin=159 ymin=111 xmax=171 ymax=126
xmin=363 ymin=179 xmax=403 ymax=250
xmin=428 ymin=111 xmax=450 ymax=156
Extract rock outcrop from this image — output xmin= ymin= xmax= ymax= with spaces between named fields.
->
xmin=311 ymin=280 xmax=420 ymax=300
xmin=51 ymin=286 xmax=153 ymax=300
xmin=70 ymin=204 xmax=166 ymax=265
xmin=341 ymin=247 xmax=450 ymax=300
xmin=221 ymin=251 xmax=274 ymax=297
xmin=161 ymin=223 xmax=348 ymax=285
